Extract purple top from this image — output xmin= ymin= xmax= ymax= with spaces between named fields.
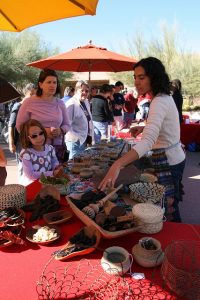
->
xmin=20 ymin=144 xmax=59 ymax=185
xmin=16 ymin=96 xmax=70 ymax=145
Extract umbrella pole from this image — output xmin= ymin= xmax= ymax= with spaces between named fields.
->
xmin=88 ymin=71 xmax=91 ymax=88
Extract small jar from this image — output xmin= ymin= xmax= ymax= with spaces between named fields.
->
xmin=101 ymin=246 xmax=131 ymax=275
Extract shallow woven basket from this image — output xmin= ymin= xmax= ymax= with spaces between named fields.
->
xmin=0 ymin=184 xmax=26 ymax=209
xmin=161 ymin=240 xmax=200 ymax=299
xmin=129 ymin=182 xmax=165 ymax=205
xmin=132 ymin=203 xmax=164 ymax=234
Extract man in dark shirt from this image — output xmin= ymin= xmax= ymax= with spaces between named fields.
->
xmin=113 ymin=81 xmax=125 ymax=130
xmin=92 ymin=84 xmax=114 ymax=143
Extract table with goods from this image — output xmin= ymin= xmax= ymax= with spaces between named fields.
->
xmin=0 ymin=139 xmax=200 ymax=300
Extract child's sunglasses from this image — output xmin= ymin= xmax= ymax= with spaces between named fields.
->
xmin=28 ymin=131 xmax=44 ymax=139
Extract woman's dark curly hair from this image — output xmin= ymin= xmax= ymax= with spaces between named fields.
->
xmin=133 ymin=57 xmax=171 ymax=96
xmin=36 ymin=69 xmax=61 ymax=96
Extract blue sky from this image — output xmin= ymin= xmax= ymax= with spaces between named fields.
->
xmin=31 ymin=0 xmax=200 ymax=55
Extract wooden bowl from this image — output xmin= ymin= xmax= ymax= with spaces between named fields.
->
xmin=71 ymin=166 xmax=82 ymax=174
xmin=43 ymin=210 xmax=73 ymax=225
xmin=140 ymin=173 xmax=157 ymax=183
xmin=79 ymin=168 xmax=94 ymax=179
xmin=54 ymin=226 xmax=101 ymax=261
xmin=107 ymin=142 xmax=116 ymax=148
xmin=26 ymin=225 xmax=60 ymax=245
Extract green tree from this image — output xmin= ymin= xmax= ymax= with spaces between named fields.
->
xmin=112 ymin=25 xmax=200 ymax=100
xmin=0 ymin=30 xmax=72 ymax=93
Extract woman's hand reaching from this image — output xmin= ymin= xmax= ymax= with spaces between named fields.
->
xmin=98 ymin=148 xmax=139 ymax=191
xmin=98 ymin=161 xmax=121 ymax=191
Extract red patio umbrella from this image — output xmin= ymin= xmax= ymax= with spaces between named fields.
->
xmin=27 ymin=42 xmax=137 ymax=83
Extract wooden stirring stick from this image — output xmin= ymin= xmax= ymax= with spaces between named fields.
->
xmin=98 ymin=184 xmax=123 ymax=207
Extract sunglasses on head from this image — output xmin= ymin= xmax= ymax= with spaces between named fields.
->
xmin=28 ymin=131 xmax=44 ymax=139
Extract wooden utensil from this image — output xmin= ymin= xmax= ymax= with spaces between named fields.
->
xmin=98 ymin=184 xmax=123 ymax=207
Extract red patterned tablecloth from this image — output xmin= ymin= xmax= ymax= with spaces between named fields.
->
xmin=180 ymin=123 xmax=200 ymax=147
xmin=0 ymin=181 xmax=200 ymax=299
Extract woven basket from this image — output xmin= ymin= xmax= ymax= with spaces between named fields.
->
xmin=132 ymin=240 xmax=164 ymax=268
xmin=0 ymin=184 xmax=26 ymax=209
xmin=132 ymin=203 xmax=164 ymax=234
xmin=161 ymin=240 xmax=200 ymax=299
xmin=129 ymin=182 xmax=165 ymax=205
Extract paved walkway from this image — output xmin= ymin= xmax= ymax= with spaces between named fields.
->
xmin=1 ymin=139 xmax=200 ymax=225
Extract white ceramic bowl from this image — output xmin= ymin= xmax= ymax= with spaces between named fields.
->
xmin=101 ymin=246 xmax=131 ymax=275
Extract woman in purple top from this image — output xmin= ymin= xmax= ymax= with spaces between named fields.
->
xmin=19 ymin=119 xmax=60 ymax=186
xmin=16 ymin=69 xmax=69 ymax=146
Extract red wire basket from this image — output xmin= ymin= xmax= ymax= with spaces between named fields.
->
xmin=37 ymin=258 xmax=176 ymax=299
xmin=161 ymin=240 xmax=200 ymax=299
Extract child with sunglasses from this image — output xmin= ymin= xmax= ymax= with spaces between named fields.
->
xmin=19 ymin=119 xmax=61 ymax=185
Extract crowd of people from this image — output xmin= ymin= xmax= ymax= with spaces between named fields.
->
xmin=0 ymin=56 xmax=185 ymax=222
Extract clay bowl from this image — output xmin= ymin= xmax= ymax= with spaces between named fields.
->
xmin=140 ymin=173 xmax=157 ymax=183
xmin=54 ymin=226 xmax=101 ymax=261
xmin=94 ymin=144 xmax=107 ymax=150
xmin=95 ymin=161 xmax=108 ymax=169
xmin=26 ymin=225 xmax=61 ymax=245
xmin=108 ymin=152 xmax=119 ymax=160
xmin=79 ymin=168 xmax=94 ymax=179
xmin=90 ymin=165 xmax=101 ymax=173
xmin=107 ymin=142 xmax=116 ymax=148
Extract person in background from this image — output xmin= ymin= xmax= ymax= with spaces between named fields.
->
xmin=62 ymin=86 xmax=75 ymax=104
xmin=170 ymin=79 xmax=183 ymax=124
xmin=19 ymin=119 xmax=62 ymax=186
xmin=113 ymin=81 xmax=125 ymax=131
xmin=123 ymin=89 xmax=138 ymax=127
xmin=137 ymin=92 xmax=152 ymax=122
xmin=107 ymin=84 xmax=116 ymax=131
xmin=9 ymin=83 xmax=36 ymax=155
xmin=89 ymin=86 xmax=98 ymax=102
xmin=0 ymin=146 xmax=7 ymax=185
xmin=92 ymin=84 xmax=114 ymax=143
xmin=8 ymin=83 xmax=36 ymax=182
xmin=99 ymin=57 xmax=185 ymax=222
xmin=65 ymin=80 xmax=94 ymax=159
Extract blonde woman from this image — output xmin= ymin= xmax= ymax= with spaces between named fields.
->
xmin=64 ymin=80 xmax=94 ymax=159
